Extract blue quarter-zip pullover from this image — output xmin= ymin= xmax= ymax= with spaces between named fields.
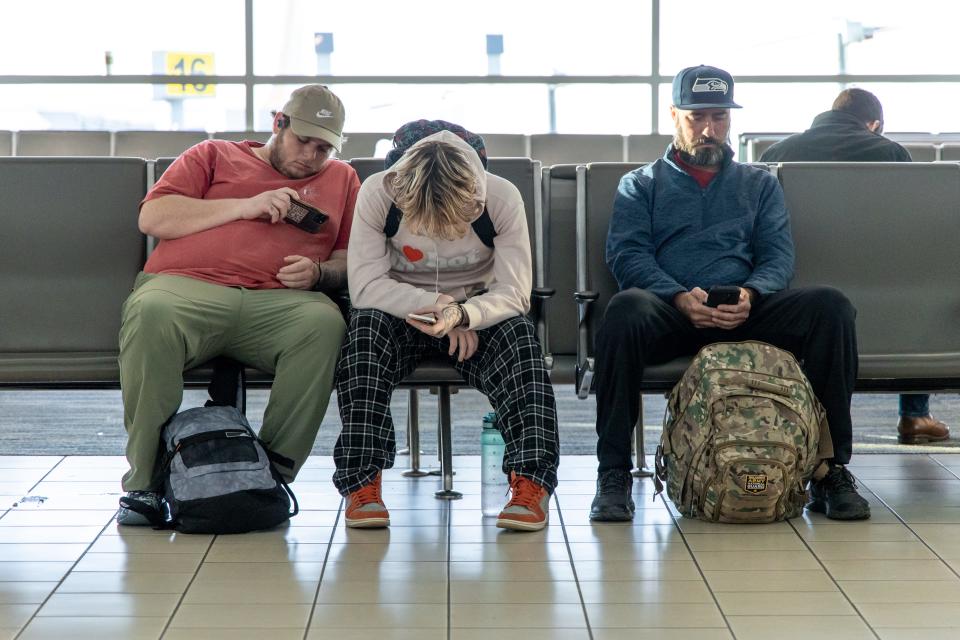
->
xmin=605 ymin=146 xmax=794 ymax=302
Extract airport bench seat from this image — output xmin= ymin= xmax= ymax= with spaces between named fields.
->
xmin=574 ymin=161 xmax=960 ymax=397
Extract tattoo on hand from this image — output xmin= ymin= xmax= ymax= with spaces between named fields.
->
xmin=441 ymin=304 xmax=463 ymax=331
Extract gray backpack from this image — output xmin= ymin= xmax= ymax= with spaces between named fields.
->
xmin=121 ymin=406 xmax=298 ymax=534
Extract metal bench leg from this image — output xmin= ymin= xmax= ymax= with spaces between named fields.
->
xmin=398 ymin=388 xmax=413 ymax=455
xmin=398 ymin=389 xmax=413 ymax=455
xmin=632 ymin=393 xmax=653 ymax=478
xmin=434 ymin=386 xmax=462 ymax=500
xmin=402 ymin=389 xmax=429 ymax=478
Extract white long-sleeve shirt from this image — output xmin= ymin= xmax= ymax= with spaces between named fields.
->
xmin=347 ymin=131 xmax=532 ymax=330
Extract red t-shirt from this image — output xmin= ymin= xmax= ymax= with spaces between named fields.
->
xmin=142 ymin=140 xmax=359 ymax=289
xmin=673 ymin=150 xmax=719 ymax=189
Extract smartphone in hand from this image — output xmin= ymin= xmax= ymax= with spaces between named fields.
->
xmin=706 ymin=286 xmax=741 ymax=308
xmin=284 ymin=198 xmax=329 ymax=234
xmin=407 ymin=312 xmax=437 ymax=325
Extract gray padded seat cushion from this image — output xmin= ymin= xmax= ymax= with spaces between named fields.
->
xmin=626 ymin=135 xmax=672 ymax=162
xmin=0 ymin=158 xmax=147 ymax=383
xmin=114 ymin=131 xmax=208 ymax=159
xmin=903 ymin=144 xmax=937 ymax=162
xmin=16 ymin=131 xmax=111 ymax=156
xmin=211 ymin=131 xmax=272 ymax=143
xmin=941 ymin=144 xmax=960 ymax=161
xmin=530 ymin=134 xmax=624 ymax=167
xmin=542 ymin=164 xmax=582 ymax=379
xmin=339 ymin=133 xmax=391 ymax=161
xmin=155 ymin=157 xmax=176 ymax=180
xmin=399 ymin=354 xmax=465 ymax=385
xmin=487 ymin=158 xmax=539 ymax=253
xmin=582 ymin=162 xmax=647 ymax=327
xmin=348 ymin=158 xmax=384 ymax=184
xmin=781 ymin=162 xmax=960 ymax=381
xmin=640 ymin=359 xmax=693 ymax=389
xmin=480 ymin=134 xmax=528 ymax=158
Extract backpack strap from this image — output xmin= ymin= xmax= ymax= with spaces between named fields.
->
xmin=385 ymin=203 xmax=497 ymax=248
xmin=470 ymin=209 xmax=497 ymax=248
xmin=384 ymin=203 xmax=403 ymax=239
xmin=278 ymin=476 xmax=300 ymax=518
xmin=262 ymin=443 xmax=300 ymax=518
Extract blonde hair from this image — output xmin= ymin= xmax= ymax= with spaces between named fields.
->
xmin=389 ymin=140 xmax=482 ymax=241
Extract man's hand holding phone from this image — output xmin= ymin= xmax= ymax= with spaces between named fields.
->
xmin=675 ymin=286 xmax=752 ymax=329
xmin=241 ymin=188 xmax=300 ymax=224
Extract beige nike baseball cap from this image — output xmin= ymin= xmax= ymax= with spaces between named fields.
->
xmin=281 ymin=85 xmax=345 ymax=151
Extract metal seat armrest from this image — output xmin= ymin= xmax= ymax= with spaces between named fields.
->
xmin=575 ymin=290 xmax=600 ymax=399
xmin=529 ymin=287 xmax=556 ymax=370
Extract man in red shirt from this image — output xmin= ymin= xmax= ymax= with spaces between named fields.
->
xmin=117 ymin=85 xmax=360 ymax=525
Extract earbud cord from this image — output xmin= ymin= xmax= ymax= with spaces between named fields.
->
xmin=433 ymin=238 xmax=440 ymax=296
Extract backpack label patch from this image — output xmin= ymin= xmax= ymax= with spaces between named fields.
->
xmin=744 ymin=474 xmax=768 ymax=494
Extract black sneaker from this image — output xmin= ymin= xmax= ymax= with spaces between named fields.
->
xmin=806 ymin=464 xmax=871 ymax=521
xmin=117 ymin=491 xmax=162 ymax=526
xmin=589 ymin=469 xmax=635 ymax=522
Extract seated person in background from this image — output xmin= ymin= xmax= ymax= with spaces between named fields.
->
xmin=117 ymin=85 xmax=359 ymax=524
xmin=761 ymin=87 xmax=949 ymax=446
xmin=590 ymin=65 xmax=871 ymax=523
xmin=333 ymin=120 xmax=559 ymax=532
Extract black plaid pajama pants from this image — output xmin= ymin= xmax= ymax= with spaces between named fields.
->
xmin=332 ymin=308 xmax=559 ymax=496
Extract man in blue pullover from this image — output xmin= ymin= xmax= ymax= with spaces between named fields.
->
xmin=590 ymin=65 xmax=870 ymax=522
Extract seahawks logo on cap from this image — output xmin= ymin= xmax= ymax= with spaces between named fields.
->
xmin=692 ymin=77 xmax=729 ymax=94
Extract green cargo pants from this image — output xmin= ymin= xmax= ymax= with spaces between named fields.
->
xmin=118 ymin=273 xmax=345 ymax=491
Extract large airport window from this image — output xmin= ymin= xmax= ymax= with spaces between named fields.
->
xmin=256 ymin=84 xmax=553 ymax=135
xmin=252 ymin=0 xmax=652 ymax=76
xmin=852 ymin=83 xmax=960 ymax=134
xmin=660 ymin=0 xmax=959 ymax=77
xmin=0 ymin=0 xmax=245 ymax=75
xmin=0 ymin=84 xmax=247 ymax=132
xmin=553 ymin=84 xmax=652 ymax=134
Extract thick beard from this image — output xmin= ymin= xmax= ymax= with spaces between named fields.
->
xmin=673 ymin=130 xmax=730 ymax=167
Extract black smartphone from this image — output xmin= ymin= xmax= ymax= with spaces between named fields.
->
xmin=284 ymin=198 xmax=329 ymax=234
xmin=706 ymin=285 xmax=741 ymax=307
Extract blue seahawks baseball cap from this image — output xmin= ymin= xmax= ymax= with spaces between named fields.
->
xmin=672 ymin=65 xmax=742 ymax=109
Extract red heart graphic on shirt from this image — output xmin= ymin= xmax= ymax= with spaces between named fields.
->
xmin=402 ymin=245 xmax=424 ymax=262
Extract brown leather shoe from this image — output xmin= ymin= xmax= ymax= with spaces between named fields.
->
xmin=897 ymin=415 xmax=950 ymax=444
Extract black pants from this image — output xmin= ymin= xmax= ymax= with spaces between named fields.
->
xmin=333 ymin=309 xmax=559 ymax=496
xmin=595 ymin=286 xmax=858 ymax=471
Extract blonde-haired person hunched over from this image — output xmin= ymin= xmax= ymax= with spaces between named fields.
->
xmin=333 ymin=126 xmax=559 ymax=531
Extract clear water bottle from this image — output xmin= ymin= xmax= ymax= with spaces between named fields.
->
xmin=480 ymin=411 xmax=507 ymax=517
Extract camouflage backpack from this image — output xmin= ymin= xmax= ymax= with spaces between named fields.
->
xmin=654 ymin=341 xmax=833 ymax=523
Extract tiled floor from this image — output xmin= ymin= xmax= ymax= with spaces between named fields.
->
xmin=0 ymin=454 xmax=959 ymax=639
